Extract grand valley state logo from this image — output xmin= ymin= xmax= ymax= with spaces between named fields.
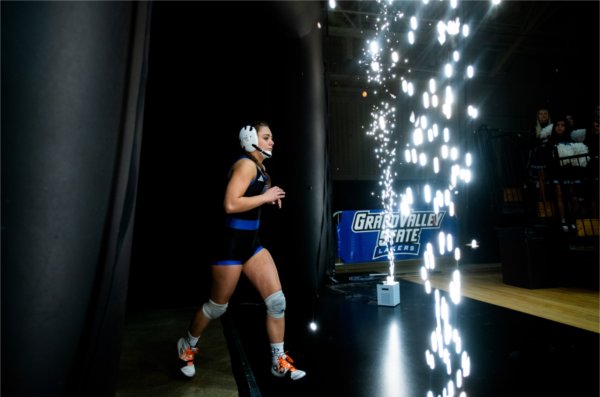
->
xmin=351 ymin=210 xmax=446 ymax=260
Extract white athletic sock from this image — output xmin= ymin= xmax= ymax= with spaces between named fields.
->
xmin=187 ymin=331 xmax=199 ymax=348
xmin=270 ymin=342 xmax=284 ymax=364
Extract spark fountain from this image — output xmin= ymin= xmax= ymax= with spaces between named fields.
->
xmin=351 ymin=0 xmax=502 ymax=395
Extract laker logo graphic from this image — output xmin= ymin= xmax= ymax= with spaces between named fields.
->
xmin=350 ymin=210 xmax=446 ymax=260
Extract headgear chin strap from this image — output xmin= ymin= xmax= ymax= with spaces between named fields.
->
xmin=239 ymin=125 xmax=272 ymax=158
xmin=257 ymin=147 xmax=272 ymax=159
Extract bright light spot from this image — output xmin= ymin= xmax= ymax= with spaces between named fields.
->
xmin=447 ymin=17 xmax=460 ymax=35
xmin=406 ymin=187 xmax=414 ymax=203
xmin=407 ymin=81 xmax=415 ymax=96
xmin=453 ymin=50 xmax=460 ymax=62
xmin=438 ymin=231 xmax=446 ymax=255
xmin=453 ymin=329 xmax=462 ymax=353
xmin=425 ymin=280 xmax=432 ymax=294
xmin=467 ymin=105 xmax=479 ymax=118
xmin=420 ymin=266 xmax=428 ymax=280
xmin=444 ymin=189 xmax=451 ymax=206
xmin=309 ymin=321 xmax=318 ymax=331
xmin=492 ymin=0 xmax=501 ymax=5
xmin=450 ymin=146 xmax=458 ymax=160
xmin=450 ymin=0 xmax=458 ymax=9
xmin=433 ymin=157 xmax=440 ymax=173
xmin=466 ymin=65 xmax=474 ymax=78
xmin=450 ymin=269 xmax=461 ymax=303
xmin=402 ymin=79 xmax=408 ymax=93
xmin=462 ymin=24 xmax=470 ymax=37
xmin=443 ymin=127 xmax=450 ymax=142
xmin=449 ymin=201 xmax=455 ymax=216
xmin=454 ymin=247 xmax=461 ymax=261
xmin=426 ymin=350 xmax=436 ymax=370
xmin=447 ymin=233 xmax=453 ymax=251
xmin=461 ymin=351 xmax=471 ymax=377
xmin=467 ymin=239 xmax=479 ymax=249
xmin=379 ymin=115 xmax=386 ymax=130
xmin=431 ymin=94 xmax=439 ymax=107
xmin=424 ymin=184 xmax=432 ymax=203
xmin=410 ymin=16 xmax=418 ymax=30
xmin=328 ymin=0 xmax=336 ymax=9
xmin=447 ymin=381 xmax=456 ymax=397
xmin=465 ymin=152 xmax=472 ymax=167
xmin=411 ymin=148 xmax=418 ymax=164
xmin=419 ymin=152 xmax=427 ymax=166
xmin=438 ymin=31 xmax=447 ymax=45
xmin=445 ymin=86 xmax=454 ymax=104
xmin=404 ymin=149 xmax=411 ymax=163
xmin=429 ymin=78 xmax=437 ymax=93
xmin=370 ymin=41 xmax=380 ymax=55
xmin=317 ymin=21 xmax=322 ymax=29
xmin=408 ymin=30 xmax=415 ymax=44
xmin=391 ymin=51 xmax=400 ymax=63
xmin=442 ymin=103 xmax=452 ymax=119
xmin=444 ymin=63 xmax=453 ymax=78
xmin=413 ymin=128 xmax=424 ymax=145
xmin=371 ymin=61 xmax=380 ymax=72
xmin=456 ymin=369 xmax=463 ymax=388
xmin=461 ymin=168 xmax=472 ymax=183
xmin=431 ymin=330 xmax=438 ymax=352
xmin=423 ymin=92 xmax=430 ymax=108
xmin=437 ymin=21 xmax=446 ymax=37
xmin=441 ymin=145 xmax=449 ymax=159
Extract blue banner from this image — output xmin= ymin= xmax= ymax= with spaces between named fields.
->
xmin=336 ymin=209 xmax=457 ymax=264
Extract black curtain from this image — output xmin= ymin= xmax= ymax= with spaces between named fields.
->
xmin=1 ymin=2 xmax=150 ymax=396
xmin=128 ymin=1 xmax=332 ymax=314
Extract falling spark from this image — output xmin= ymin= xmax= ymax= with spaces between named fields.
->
xmin=358 ymin=1 xmax=495 ymax=395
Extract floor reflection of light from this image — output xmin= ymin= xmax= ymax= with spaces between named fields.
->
xmin=380 ymin=320 xmax=409 ymax=396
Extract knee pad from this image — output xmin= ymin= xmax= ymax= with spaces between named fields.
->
xmin=202 ymin=299 xmax=228 ymax=320
xmin=264 ymin=290 xmax=286 ymax=319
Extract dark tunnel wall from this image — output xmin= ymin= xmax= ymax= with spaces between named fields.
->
xmin=1 ymin=3 xmax=330 ymax=396
xmin=128 ymin=1 xmax=331 ymax=314
xmin=2 ymin=2 xmax=149 ymax=397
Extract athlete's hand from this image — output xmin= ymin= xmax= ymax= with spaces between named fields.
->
xmin=265 ymin=186 xmax=285 ymax=208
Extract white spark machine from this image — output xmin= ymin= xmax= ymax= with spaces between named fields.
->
xmin=377 ymin=281 xmax=400 ymax=307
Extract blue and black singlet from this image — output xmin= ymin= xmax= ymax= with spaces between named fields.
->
xmin=214 ymin=156 xmax=269 ymax=265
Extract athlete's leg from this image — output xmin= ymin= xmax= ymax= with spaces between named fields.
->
xmin=244 ymin=248 xmax=306 ymax=380
xmin=243 ymin=248 xmax=284 ymax=342
xmin=188 ymin=265 xmax=243 ymax=337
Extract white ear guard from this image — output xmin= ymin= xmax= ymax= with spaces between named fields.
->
xmin=239 ymin=125 xmax=258 ymax=153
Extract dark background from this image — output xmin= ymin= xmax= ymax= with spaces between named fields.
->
xmin=2 ymin=1 xmax=598 ymax=396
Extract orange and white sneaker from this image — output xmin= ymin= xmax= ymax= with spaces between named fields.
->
xmin=271 ymin=353 xmax=306 ymax=380
xmin=177 ymin=337 xmax=198 ymax=378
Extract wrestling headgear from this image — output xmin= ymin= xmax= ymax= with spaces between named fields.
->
xmin=239 ymin=125 xmax=258 ymax=153
xmin=239 ymin=125 xmax=272 ymax=158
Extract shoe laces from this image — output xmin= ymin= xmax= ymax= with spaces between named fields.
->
xmin=180 ymin=346 xmax=198 ymax=362
xmin=276 ymin=353 xmax=297 ymax=372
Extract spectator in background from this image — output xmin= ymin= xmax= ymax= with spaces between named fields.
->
xmin=584 ymin=118 xmax=599 ymax=160
xmin=565 ymin=111 xmax=576 ymax=131
xmin=533 ymin=107 xmax=552 ymax=142
xmin=548 ymin=116 xmax=573 ymax=146
xmin=527 ymin=106 xmax=553 ymax=176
